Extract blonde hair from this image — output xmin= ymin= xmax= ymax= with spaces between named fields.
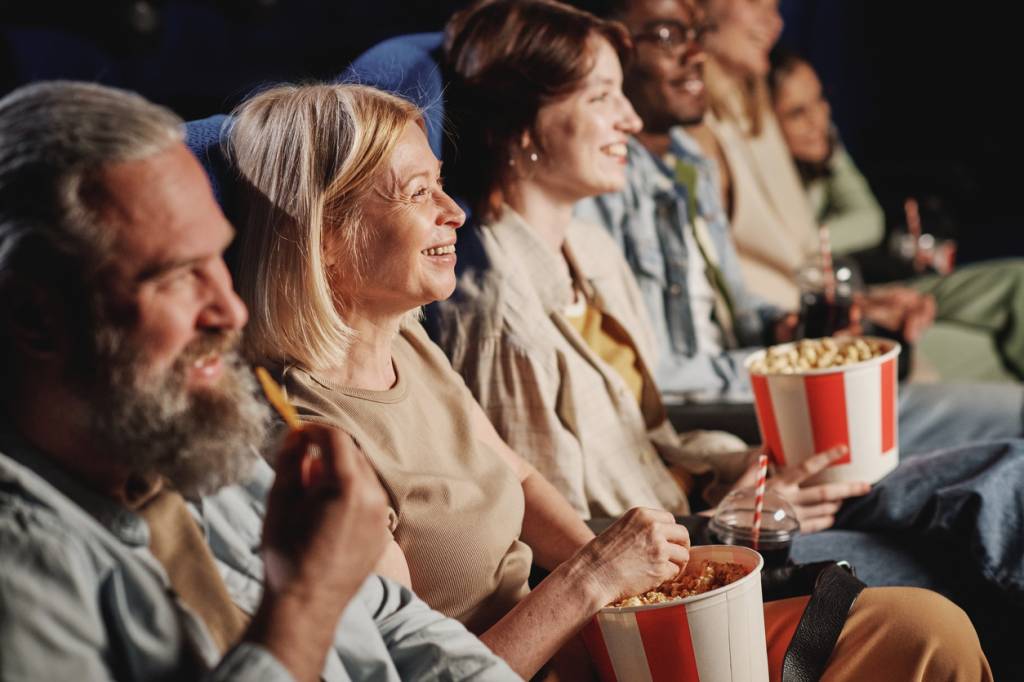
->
xmin=705 ymin=55 xmax=771 ymax=136
xmin=228 ymin=83 xmax=421 ymax=371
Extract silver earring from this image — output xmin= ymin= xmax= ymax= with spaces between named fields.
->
xmin=529 ymin=151 xmax=539 ymax=163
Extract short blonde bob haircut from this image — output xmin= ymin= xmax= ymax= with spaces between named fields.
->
xmin=228 ymin=83 xmax=421 ymax=371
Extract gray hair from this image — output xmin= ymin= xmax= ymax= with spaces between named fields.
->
xmin=0 ymin=80 xmax=184 ymax=290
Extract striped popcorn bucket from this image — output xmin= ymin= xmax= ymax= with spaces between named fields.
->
xmin=745 ymin=337 xmax=901 ymax=485
xmin=583 ymin=545 xmax=767 ymax=682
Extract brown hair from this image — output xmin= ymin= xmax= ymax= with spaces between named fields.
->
xmin=444 ymin=0 xmax=631 ymax=219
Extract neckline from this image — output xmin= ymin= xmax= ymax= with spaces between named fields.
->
xmin=308 ymin=356 xmax=409 ymax=404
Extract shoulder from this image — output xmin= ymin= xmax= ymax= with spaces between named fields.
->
xmin=0 ymin=470 xmax=111 ymax=637
xmin=434 ymin=225 xmax=539 ymax=352
xmin=568 ymin=217 xmax=639 ymax=284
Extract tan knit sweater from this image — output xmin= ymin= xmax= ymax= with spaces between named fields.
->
xmin=277 ymin=322 xmax=533 ymax=635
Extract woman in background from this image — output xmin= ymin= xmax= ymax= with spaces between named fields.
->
xmin=436 ymin=1 xmax=989 ymax=680
xmin=229 ymin=81 xmax=690 ymax=680
xmin=768 ymin=49 xmax=1024 ymax=381
xmin=768 ymin=50 xmax=884 ymax=256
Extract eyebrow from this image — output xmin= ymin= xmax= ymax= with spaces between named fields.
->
xmin=135 ymin=229 xmax=236 ymax=284
xmin=399 ymin=160 xmax=443 ymax=190
xmin=586 ymin=75 xmax=618 ymax=88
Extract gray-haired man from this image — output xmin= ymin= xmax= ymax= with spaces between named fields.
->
xmin=0 ymin=81 xmax=517 ymax=681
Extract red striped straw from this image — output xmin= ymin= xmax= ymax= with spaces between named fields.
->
xmin=904 ymin=197 xmax=927 ymax=272
xmin=818 ymin=226 xmax=836 ymax=305
xmin=751 ymin=453 xmax=769 ymax=551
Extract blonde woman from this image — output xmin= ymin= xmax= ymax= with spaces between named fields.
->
xmin=227 ymin=3 xmax=989 ymax=680
xmin=228 ymin=82 xmax=690 ymax=679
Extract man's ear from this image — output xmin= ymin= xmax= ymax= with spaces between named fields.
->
xmin=0 ymin=278 xmax=70 ymax=360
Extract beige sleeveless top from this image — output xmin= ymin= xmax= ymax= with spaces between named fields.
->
xmin=278 ymin=322 xmax=533 ymax=634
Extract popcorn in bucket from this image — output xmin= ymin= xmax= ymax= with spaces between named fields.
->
xmin=583 ymin=545 xmax=767 ymax=682
xmin=745 ymin=337 xmax=900 ymax=485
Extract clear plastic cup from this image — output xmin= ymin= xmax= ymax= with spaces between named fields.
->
xmin=709 ymin=488 xmax=799 ymax=569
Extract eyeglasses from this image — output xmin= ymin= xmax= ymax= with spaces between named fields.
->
xmin=633 ymin=20 xmax=715 ymax=53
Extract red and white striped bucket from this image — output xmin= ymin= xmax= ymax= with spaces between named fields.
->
xmin=745 ymin=337 xmax=900 ymax=485
xmin=583 ymin=545 xmax=767 ymax=682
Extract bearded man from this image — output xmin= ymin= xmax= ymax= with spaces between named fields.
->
xmin=0 ymin=81 xmax=516 ymax=681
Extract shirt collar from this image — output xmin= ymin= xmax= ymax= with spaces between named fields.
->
xmin=485 ymin=205 xmax=575 ymax=314
xmin=669 ymin=127 xmax=715 ymax=175
xmin=0 ymin=420 xmax=152 ymax=547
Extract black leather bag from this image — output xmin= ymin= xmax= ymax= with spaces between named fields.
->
xmin=769 ymin=561 xmax=866 ymax=682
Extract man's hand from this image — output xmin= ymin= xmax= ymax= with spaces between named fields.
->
xmin=250 ymin=424 xmax=390 ymax=681
xmin=860 ymin=286 xmax=936 ymax=342
xmin=731 ymin=446 xmax=870 ymax=533
xmin=572 ymin=507 xmax=690 ymax=607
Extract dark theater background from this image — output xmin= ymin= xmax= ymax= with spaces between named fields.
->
xmin=1 ymin=0 xmax=1019 ymax=263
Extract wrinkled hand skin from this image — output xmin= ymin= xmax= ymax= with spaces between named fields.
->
xmin=573 ymin=507 xmax=691 ymax=605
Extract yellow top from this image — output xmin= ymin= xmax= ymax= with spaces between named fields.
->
xmin=563 ymin=291 xmax=646 ymax=404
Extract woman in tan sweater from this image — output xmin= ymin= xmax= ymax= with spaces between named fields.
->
xmin=226 ymin=3 xmax=989 ymax=680
xmin=228 ymin=81 xmax=689 ymax=678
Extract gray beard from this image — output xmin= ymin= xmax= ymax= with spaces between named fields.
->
xmin=87 ymin=325 xmax=272 ymax=498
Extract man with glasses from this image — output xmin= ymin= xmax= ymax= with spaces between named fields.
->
xmin=576 ymin=1 xmax=1024 ymax=675
xmin=577 ymin=0 xmax=1024 ymax=454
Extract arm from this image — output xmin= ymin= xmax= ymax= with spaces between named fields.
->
xmin=471 ymin=404 xmax=595 ymax=570
xmin=479 ymin=508 xmax=690 ymax=679
xmin=0 ymin=513 xmax=293 ymax=681
xmin=374 ymin=540 xmax=413 ymax=589
xmin=820 ymin=145 xmax=886 ymax=255
xmin=367 ymin=575 xmax=520 ymax=681
xmin=252 ymin=425 xmax=392 ymax=682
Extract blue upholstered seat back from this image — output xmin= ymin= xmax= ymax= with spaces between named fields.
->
xmin=184 ymin=114 xmax=232 ymax=207
xmin=340 ymin=32 xmax=446 ymax=158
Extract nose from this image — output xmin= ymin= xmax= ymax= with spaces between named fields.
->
xmin=617 ymin=95 xmax=643 ymax=135
xmin=763 ymin=3 xmax=783 ymax=42
xmin=436 ymin=189 xmax=467 ymax=229
xmin=198 ymin=259 xmax=249 ymax=331
xmin=680 ymin=41 xmax=707 ymax=68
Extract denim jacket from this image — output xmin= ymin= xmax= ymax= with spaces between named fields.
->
xmin=577 ymin=128 xmax=780 ymax=402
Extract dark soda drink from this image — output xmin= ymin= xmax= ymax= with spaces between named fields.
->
xmin=709 ymin=528 xmax=793 ymax=569
xmin=797 ymin=289 xmax=853 ymax=339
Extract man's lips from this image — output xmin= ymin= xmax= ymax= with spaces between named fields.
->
xmin=189 ymin=352 xmax=224 ymax=383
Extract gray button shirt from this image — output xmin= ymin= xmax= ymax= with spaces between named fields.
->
xmin=0 ymin=424 xmax=520 ymax=681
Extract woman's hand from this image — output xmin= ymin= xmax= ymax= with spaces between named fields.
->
xmin=570 ymin=507 xmax=690 ymax=607
xmin=731 ymin=446 xmax=870 ymax=533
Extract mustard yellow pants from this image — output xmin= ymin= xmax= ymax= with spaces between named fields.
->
xmin=765 ymin=587 xmax=992 ymax=682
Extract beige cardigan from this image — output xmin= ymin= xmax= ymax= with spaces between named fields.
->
xmin=706 ymin=60 xmax=820 ymax=309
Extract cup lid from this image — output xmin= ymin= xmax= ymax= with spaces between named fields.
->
xmin=709 ymin=487 xmax=800 ymax=544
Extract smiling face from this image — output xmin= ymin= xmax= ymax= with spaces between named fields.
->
xmin=620 ymin=0 xmax=709 ymax=133
xmin=343 ymin=121 xmax=466 ymax=314
xmin=773 ymin=60 xmax=831 ymax=164
xmin=704 ymin=0 xmax=782 ymax=78
xmin=528 ymin=35 xmax=642 ymax=203
xmin=82 ymin=142 xmax=269 ymax=496
xmin=96 ymin=142 xmax=248 ymax=390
